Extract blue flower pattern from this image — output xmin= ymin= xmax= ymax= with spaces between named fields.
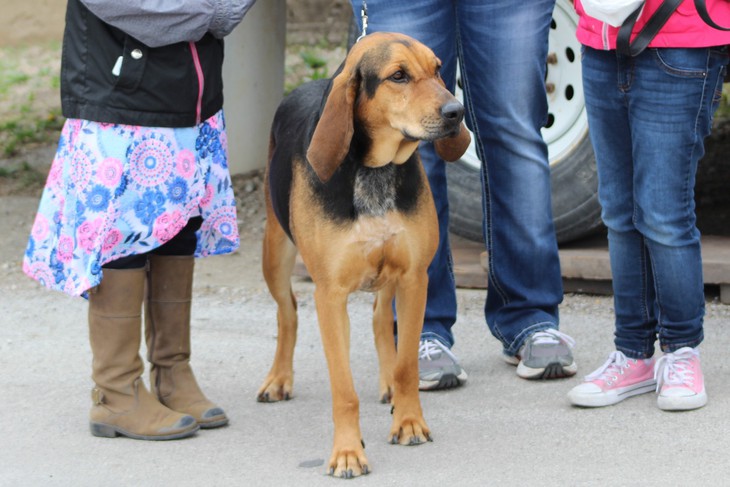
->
xmin=86 ymin=185 xmax=111 ymax=212
xmin=166 ymin=177 xmax=189 ymax=204
xmin=134 ymin=188 xmax=166 ymax=225
xmin=23 ymin=111 xmax=239 ymax=297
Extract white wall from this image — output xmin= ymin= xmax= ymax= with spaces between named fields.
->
xmin=222 ymin=0 xmax=287 ymax=174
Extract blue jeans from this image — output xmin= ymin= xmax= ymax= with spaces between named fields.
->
xmin=581 ymin=46 xmax=728 ymax=358
xmin=349 ymin=0 xmax=563 ymax=353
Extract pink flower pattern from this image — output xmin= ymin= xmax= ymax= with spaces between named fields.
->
xmin=98 ymin=158 xmax=123 ymax=187
xmin=31 ymin=214 xmax=49 ymax=242
xmin=46 ymin=156 xmax=63 ymax=188
xmin=176 ymin=149 xmax=197 ymax=179
xmin=200 ymin=184 xmax=214 ymax=207
xmin=23 ymin=111 xmax=239 ymax=297
xmin=70 ymin=146 xmax=93 ymax=188
xmin=128 ymin=134 xmax=174 ymax=187
xmin=57 ymin=235 xmax=74 ymax=263
xmin=77 ymin=217 xmax=103 ymax=254
xmin=153 ymin=210 xmax=187 ymax=243
xmin=102 ymin=229 xmax=123 ymax=254
xmin=24 ymin=261 xmax=54 ymax=289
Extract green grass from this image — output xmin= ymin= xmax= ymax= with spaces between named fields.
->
xmin=283 ymin=41 xmax=346 ymax=95
xmin=0 ymin=110 xmax=64 ymax=157
xmin=0 ymin=160 xmax=47 ymax=191
xmin=299 ymin=51 xmax=329 ymax=80
xmin=0 ymin=72 xmax=30 ymax=94
xmin=0 ymin=42 xmax=63 ymax=157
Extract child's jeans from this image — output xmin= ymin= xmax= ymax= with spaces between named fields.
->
xmin=581 ymin=46 xmax=729 ymax=358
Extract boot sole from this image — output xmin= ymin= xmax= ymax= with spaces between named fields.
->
xmin=90 ymin=422 xmax=199 ymax=440
xmin=198 ymin=416 xmax=229 ymax=429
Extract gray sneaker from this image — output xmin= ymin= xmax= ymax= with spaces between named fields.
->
xmin=503 ymin=329 xmax=577 ymax=380
xmin=418 ymin=339 xmax=468 ymax=390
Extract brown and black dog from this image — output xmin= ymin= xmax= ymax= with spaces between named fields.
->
xmin=257 ymin=32 xmax=470 ymax=478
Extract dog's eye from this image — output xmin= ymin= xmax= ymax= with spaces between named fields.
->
xmin=389 ymin=70 xmax=408 ymax=83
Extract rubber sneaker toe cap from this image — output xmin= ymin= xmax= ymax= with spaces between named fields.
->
xmin=657 ymin=387 xmax=708 ymax=411
xmin=567 ymin=382 xmax=620 ymax=407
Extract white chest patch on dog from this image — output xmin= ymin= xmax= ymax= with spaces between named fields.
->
xmin=353 ymin=164 xmax=396 ymax=217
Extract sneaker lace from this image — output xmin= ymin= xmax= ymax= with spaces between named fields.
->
xmin=531 ymin=329 xmax=576 ymax=349
xmin=584 ymin=350 xmax=629 ymax=382
xmin=419 ymin=339 xmax=457 ymax=362
xmin=654 ymin=347 xmax=699 ymax=391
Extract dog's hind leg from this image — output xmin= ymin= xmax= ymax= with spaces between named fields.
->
xmin=257 ymin=214 xmax=299 ymax=403
xmin=372 ymin=285 xmax=397 ymax=404
xmin=389 ymin=271 xmax=431 ymax=446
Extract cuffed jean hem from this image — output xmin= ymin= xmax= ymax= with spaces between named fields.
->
xmin=395 ymin=328 xmax=454 ymax=349
xmin=500 ymin=321 xmax=558 ymax=356
xmin=616 ymin=345 xmax=658 ymax=360
xmin=421 ymin=330 xmax=454 ymax=349
xmin=616 ymin=332 xmax=704 ymax=359
xmin=660 ymin=332 xmax=704 ymax=354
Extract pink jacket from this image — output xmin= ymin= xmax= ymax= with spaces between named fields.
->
xmin=575 ymin=0 xmax=730 ymax=50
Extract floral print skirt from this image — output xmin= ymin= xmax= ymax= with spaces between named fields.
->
xmin=23 ymin=110 xmax=239 ymax=297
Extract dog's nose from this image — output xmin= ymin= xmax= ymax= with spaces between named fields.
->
xmin=440 ymin=101 xmax=464 ymax=125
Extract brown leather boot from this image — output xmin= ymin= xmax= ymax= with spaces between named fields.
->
xmin=88 ymin=267 xmax=199 ymax=440
xmin=145 ymin=255 xmax=229 ymax=428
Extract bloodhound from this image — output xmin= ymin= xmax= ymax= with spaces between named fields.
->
xmin=256 ymin=31 xmax=470 ymax=478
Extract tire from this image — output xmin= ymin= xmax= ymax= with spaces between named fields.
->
xmin=447 ymin=0 xmax=604 ymax=244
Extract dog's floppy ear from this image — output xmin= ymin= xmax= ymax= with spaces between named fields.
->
xmin=434 ymin=123 xmax=471 ymax=162
xmin=306 ymin=70 xmax=358 ymax=183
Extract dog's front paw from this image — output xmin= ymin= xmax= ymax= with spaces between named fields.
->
xmin=389 ymin=413 xmax=432 ymax=446
xmin=327 ymin=443 xmax=370 ymax=479
xmin=256 ymin=372 xmax=293 ymax=402
xmin=379 ymin=384 xmax=393 ymax=404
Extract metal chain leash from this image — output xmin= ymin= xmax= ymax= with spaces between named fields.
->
xmin=356 ymin=0 xmax=368 ymax=42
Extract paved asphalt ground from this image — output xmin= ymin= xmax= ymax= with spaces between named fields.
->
xmin=2 ymin=195 xmax=730 ymax=486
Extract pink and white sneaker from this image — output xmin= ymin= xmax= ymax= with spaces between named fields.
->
xmin=655 ymin=347 xmax=707 ymax=411
xmin=567 ymin=351 xmax=656 ymax=407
